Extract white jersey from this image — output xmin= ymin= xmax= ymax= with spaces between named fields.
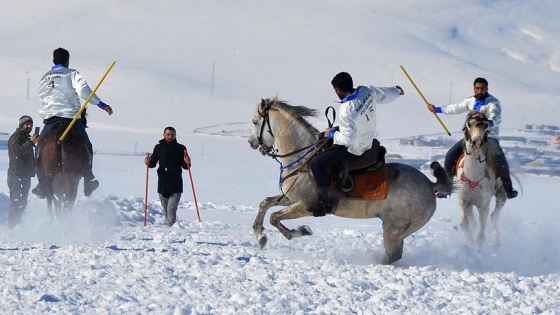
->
xmin=439 ymin=93 xmax=501 ymax=137
xmin=333 ymin=85 xmax=402 ymax=155
xmin=38 ymin=65 xmax=101 ymax=120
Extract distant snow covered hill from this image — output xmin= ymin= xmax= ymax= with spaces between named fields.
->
xmin=1 ymin=0 xmax=559 ymax=151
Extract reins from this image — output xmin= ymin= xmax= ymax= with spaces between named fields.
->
xmin=256 ymin=102 xmax=336 ymax=200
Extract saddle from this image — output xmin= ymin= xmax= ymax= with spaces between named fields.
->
xmin=331 ymin=139 xmax=388 ymax=203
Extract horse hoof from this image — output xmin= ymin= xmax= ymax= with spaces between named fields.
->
xmin=298 ymin=225 xmax=313 ymax=236
xmin=258 ymin=235 xmax=268 ymax=249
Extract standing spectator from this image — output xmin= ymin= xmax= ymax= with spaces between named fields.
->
xmin=7 ymin=115 xmax=39 ymax=228
xmin=145 ymin=127 xmax=191 ymax=226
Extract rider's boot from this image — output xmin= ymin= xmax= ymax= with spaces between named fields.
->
xmin=32 ymin=182 xmax=47 ymax=199
xmin=311 ymin=186 xmax=332 ymax=217
xmin=83 ymin=165 xmax=99 ymax=197
xmin=502 ymin=179 xmax=518 ymax=199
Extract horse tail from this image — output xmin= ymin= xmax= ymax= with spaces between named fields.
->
xmin=430 ymin=161 xmax=453 ymax=195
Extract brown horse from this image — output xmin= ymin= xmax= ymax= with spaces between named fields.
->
xmin=36 ymin=121 xmax=91 ymax=215
xmin=248 ymin=97 xmax=452 ymax=264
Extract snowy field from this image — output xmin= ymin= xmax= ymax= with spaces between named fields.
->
xmin=1 ymin=133 xmax=559 ymax=314
xmin=1 ymin=0 xmax=560 ymax=313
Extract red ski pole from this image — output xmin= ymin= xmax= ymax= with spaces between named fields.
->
xmin=184 ymin=149 xmax=201 ymax=222
xmin=144 ymin=153 xmax=150 ymax=227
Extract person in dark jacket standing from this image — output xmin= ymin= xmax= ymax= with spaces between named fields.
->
xmin=7 ymin=115 xmax=39 ymax=228
xmin=145 ymin=126 xmax=191 ymax=227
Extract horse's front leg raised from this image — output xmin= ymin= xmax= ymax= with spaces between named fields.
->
xmin=253 ymin=195 xmax=293 ymax=249
xmin=269 ymin=201 xmax=314 ymax=241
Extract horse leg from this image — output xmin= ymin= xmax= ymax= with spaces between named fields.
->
xmin=253 ymin=195 xmax=293 ymax=249
xmin=63 ymin=176 xmax=80 ymax=212
xmin=477 ymin=204 xmax=490 ymax=251
xmin=269 ymin=201 xmax=314 ymax=241
xmin=459 ymin=202 xmax=476 ymax=247
xmin=381 ymin=219 xmax=412 ymax=265
xmin=491 ymin=192 xmax=507 ymax=249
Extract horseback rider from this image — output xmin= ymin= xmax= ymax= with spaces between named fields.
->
xmin=428 ymin=77 xmax=518 ymax=199
xmin=309 ymin=72 xmax=404 ymax=217
xmin=32 ymin=47 xmax=114 ymax=198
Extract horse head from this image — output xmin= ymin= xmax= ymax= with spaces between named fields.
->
xmin=463 ymin=111 xmax=490 ymax=154
xmin=248 ymin=97 xmax=277 ymax=152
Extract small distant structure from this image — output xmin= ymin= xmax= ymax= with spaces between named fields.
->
xmin=0 ymin=132 xmax=9 ymax=150
xmin=552 ymin=135 xmax=560 ymax=150
xmin=524 ymin=123 xmax=560 ymax=136
xmin=500 ymin=136 xmax=527 ymax=145
xmin=399 ymin=136 xmax=456 ymax=148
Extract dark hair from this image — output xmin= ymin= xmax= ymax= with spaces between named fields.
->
xmin=164 ymin=126 xmax=176 ymax=133
xmin=473 ymin=77 xmax=488 ymax=87
xmin=331 ymin=72 xmax=353 ymax=92
xmin=53 ymin=47 xmax=70 ymax=65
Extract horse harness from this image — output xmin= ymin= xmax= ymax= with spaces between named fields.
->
xmin=459 ymin=112 xmax=492 ymax=190
xmin=256 ymin=102 xmax=333 ymax=198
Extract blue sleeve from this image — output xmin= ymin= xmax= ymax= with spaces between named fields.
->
xmin=435 ymin=107 xmax=443 ymax=113
xmin=97 ymin=101 xmax=108 ymax=109
xmin=328 ymin=129 xmax=336 ymax=139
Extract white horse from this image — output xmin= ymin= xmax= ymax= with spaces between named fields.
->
xmin=248 ymin=97 xmax=452 ymax=264
xmin=456 ymin=112 xmax=507 ymax=250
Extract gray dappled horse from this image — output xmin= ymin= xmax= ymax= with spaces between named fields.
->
xmin=456 ymin=112 xmax=507 ymax=250
xmin=248 ymin=97 xmax=452 ymax=264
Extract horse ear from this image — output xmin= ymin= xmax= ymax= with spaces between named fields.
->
xmin=272 ymin=93 xmax=278 ymax=104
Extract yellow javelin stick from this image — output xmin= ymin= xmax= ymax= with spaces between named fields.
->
xmin=58 ymin=61 xmax=116 ymax=143
xmin=400 ymin=65 xmax=451 ymax=136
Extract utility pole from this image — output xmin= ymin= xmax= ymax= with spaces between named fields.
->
xmin=211 ymin=62 xmax=215 ymax=97
xmin=26 ymin=71 xmax=30 ymax=99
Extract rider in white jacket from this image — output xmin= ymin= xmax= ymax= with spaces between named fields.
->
xmin=33 ymin=47 xmax=114 ymax=199
xmin=309 ymin=72 xmax=404 ymax=216
xmin=428 ymin=77 xmax=518 ymax=199
xmin=333 ymin=85 xmax=402 ymax=155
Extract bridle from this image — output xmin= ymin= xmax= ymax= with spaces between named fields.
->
xmin=254 ymin=101 xmax=334 ymax=198
xmin=463 ymin=113 xmax=490 ymax=157
xmin=459 ymin=112 xmax=491 ymax=189
xmin=256 ymin=101 xmax=318 ymax=160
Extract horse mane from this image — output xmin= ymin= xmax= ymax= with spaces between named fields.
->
xmin=264 ymin=97 xmax=320 ymax=134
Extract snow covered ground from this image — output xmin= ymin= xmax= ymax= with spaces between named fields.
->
xmin=1 ymin=0 xmax=560 ymax=313
xmin=1 ymin=133 xmax=559 ymax=314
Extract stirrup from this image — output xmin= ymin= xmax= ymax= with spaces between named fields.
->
xmin=435 ymin=191 xmax=448 ymax=199
xmin=32 ymin=185 xmax=47 ymax=199
xmin=84 ymin=179 xmax=99 ymax=197
xmin=310 ymin=200 xmax=331 ymax=217
xmin=506 ymin=188 xmax=518 ymax=199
